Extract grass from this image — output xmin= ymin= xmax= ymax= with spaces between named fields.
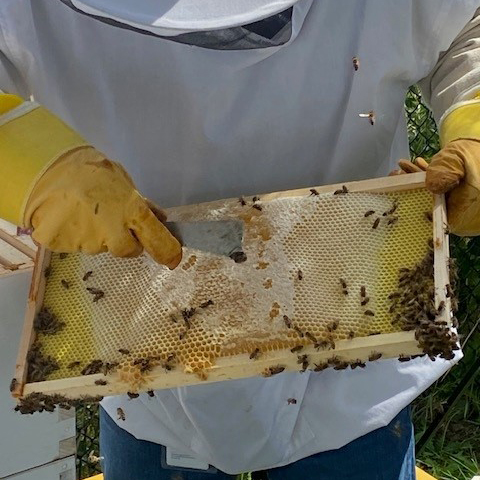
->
xmin=75 ymin=87 xmax=480 ymax=479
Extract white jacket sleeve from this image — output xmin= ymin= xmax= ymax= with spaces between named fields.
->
xmin=0 ymin=12 xmax=29 ymax=96
xmin=419 ymin=7 xmax=480 ymax=124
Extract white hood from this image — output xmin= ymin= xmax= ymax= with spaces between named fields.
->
xmin=70 ymin=0 xmax=301 ymax=35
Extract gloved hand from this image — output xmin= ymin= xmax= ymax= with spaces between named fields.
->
xmin=391 ymin=97 xmax=480 ymax=237
xmin=0 ymin=94 xmax=182 ymax=268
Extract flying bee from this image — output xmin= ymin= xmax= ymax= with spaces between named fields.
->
xmin=334 ymin=185 xmax=349 ymax=195
xmin=118 ymin=349 xmax=130 ymax=355
xmin=252 ymin=204 xmax=262 ymax=211
xmin=297 ymin=269 xmax=303 ymax=280
xmin=313 ymin=362 xmax=328 ymax=372
xmin=9 ymin=378 xmax=17 ymax=392
xmin=305 ymin=331 xmax=317 ymax=343
xmin=117 ymin=407 xmax=125 ymax=421
xmin=127 ymin=392 xmax=139 ymax=399
xmin=61 ymin=279 xmax=70 ymax=289
xmin=252 ymin=196 xmax=260 ymax=202
xmin=67 ymin=361 xmax=81 ymax=369
xmin=199 ymin=299 xmax=214 ymax=309
xmin=283 ymin=315 xmax=292 ymax=329
xmin=372 ymin=218 xmax=380 ymax=229
xmin=368 ymin=351 xmax=382 ymax=361
xmin=364 ymin=310 xmax=375 ymax=317
xmin=347 ymin=330 xmax=355 ymax=340
xmin=364 ymin=210 xmax=375 ymax=217
xmin=290 ymin=345 xmax=304 ymax=353
xmin=287 ymin=398 xmax=297 ymax=405
xmin=387 ymin=217 xmax=399 ymax=226
xmin=147 ymin=390 xmax=155 ymax=397
xmin=249 ymin=348 xmax=261 ymax=360
xmin=424 ymin=212 xmax=433 ymax=222
xmin=398 ymin=354 xmax=411 ymax=362
xmin=94 ymin=379 xmax=107 ymax=386
xmin=293 ymin=326 xmax=304 ymax=337
xmin=82 ymin=271 xmax=93 ymax=281
xmin=238 ymin=197 xmax=247 ymax=206
xmin=361 ymin=297 xmax=370 ymax=306
xmin=352 ymin=56 xmax=360 ymax=71
xmin=262 ymin=365 xmax=285 ymax=377
xmin=327 ymin=320 xmax=339 ymax=332
xmin=309 ymin=189 xmax=319 ymax=196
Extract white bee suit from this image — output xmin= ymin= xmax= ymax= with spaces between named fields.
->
xmin=0 ymin=0 xmax=478 ymax=474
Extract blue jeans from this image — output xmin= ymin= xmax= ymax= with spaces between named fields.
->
xmin=100 ymin=407 xmax=415 ymax=480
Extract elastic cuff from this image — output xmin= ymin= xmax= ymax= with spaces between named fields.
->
xmin=439 ymin=98 xmax=480 ymax=147
xmin=0 ymin=102 xmax=88 ymax=225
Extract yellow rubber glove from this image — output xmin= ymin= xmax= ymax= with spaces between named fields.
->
xmin=393 ymin=96 xmax=480 ymax=237
xmin=0 ymin=94 xmax=182 ymax=268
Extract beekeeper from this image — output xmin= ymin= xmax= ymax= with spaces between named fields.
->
xmin=1 ymin=1 xmax=480 ymax=478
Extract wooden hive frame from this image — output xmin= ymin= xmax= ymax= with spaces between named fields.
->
xmin=11 ymin=172 xmax=451 ymax=401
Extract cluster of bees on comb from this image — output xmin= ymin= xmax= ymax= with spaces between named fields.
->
xmin=14 ymin=392 xmax=103 ymax=415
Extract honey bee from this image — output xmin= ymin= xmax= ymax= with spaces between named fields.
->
xmin=297 ymin=354 xmax=308 ymax=365
xmin=327 ymin=355 xmax=339 ymax=365
xmin=250 ymin=348 xmax=261 ymax=360
xmin=327 ymin=320 xmax=339 ymax=332
xmin=364 ymin=210 xmax=375 ymax=217
xmin=313 ymin=362 xmax=328 ymax=372
xmin=297 ymin=269 xmax=303 ymax=281
xmin=287 ymin=398 xmax=297 ymax=405
xmin=305 ymin=331 xmax=317 ymax=343
xmin=333 ymin=361 xmax=349 ymax=370
xmin=230 ymin=251 xmax=248 ymax=263
xmin=398 ymin=354 xmax=411 ymax=362
xmin=372 ymin=218 xmax=380 ymax=229
xmin=67 ymin=361 xmax=81 ymax=369
xmin=166 ymin=353 xmax=176 ymax=363
xmin=436 ymin=301 xmax=445 ymax=314
xmin=293 ymin=326 xmax=304 ymax=337
xmin=61 ymin=279 xmax=70 ymax=289
xmin=102 ymin=362 xmax=119 ymax=376
xmin=368 ymin=351 xmax=382 ymax=361
xmin=383 ymin=202 xmax=398 ymax=216
xmin=59 ymin=253 xmax=68 ymax=259
xmin=252 ymin=196 xmax=260 ymax=202
xmin=347 ymin=331 xmax=355 ymax=340
xmin=388 ymin=292 xmax=400 ymax=300
xmin=361 ymin=297 xmax=370 ymax=306
xmin=252 ymin=204 xmax=262 ymax=211
xmin=199 ymin=300 xmax=214 ymax=309
xmin=82 ymin=271 xmax=93 ymax=281
xmin=314 ymin=340 xmax=330 ymax=350
xmin=118 ymin=349 xmax=130 ymax=355
xmin=350 ymin=359 xmax=366 ymax=369
xmin=309 ymin=189 xmax=319 ymax=196
xmin=359 ymin=111 xmax=375 ymax=125
xmin=387 ymin=217 xmax=399 ymax=226
xmin=9 ymin=378 xmax=17 ymax=392
xmin=238 ymin=197 xmax=247 ymax=206
xmin=424 ymin=212 xmax=433 ymax=222
xmin=445 ymin=284 xmax=454 ymax=298
xmin=127 ymin=392 xmax=139 ymax=399
xmin=94 ymin=379 xmax=107 ymax=386
xmin=360 ymin=286 xmax=366 ymax=297
xmin=94 ymin=203 xmax=99 ymax=215
xmin=179 ymin=330 xmax=187 ymax=340
xmin=117 ymin=407 xmax=125 ymax=421
xmin=352 ymin=56 xmax=360 ymax=71
xmin=333 ymin=185 xmax=349 ymax=195
xmin=262 ymin=365 xmax=285 ymax=377
xmin=93 ymin=292 xmax=104 ymax=302
xmin=364 ymin=310 xmax=375 ymax=317
xmin=368 ymin=331 xmax=381 ymax=336
xmin=283 ymin=315 xmax=292 ymax=329
xmin=147 ymin=390 xmax=155 ymax=397
xmin=81 ymin=360 xmax=104 ymax=376
xmin=44 ymin=266 xmax=52 ymax=279
xmin=290 ymin=345 xmax=304 ymax=353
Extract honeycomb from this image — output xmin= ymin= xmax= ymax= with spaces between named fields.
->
xmin=36 ymin=188 xmax=432 ymax=388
